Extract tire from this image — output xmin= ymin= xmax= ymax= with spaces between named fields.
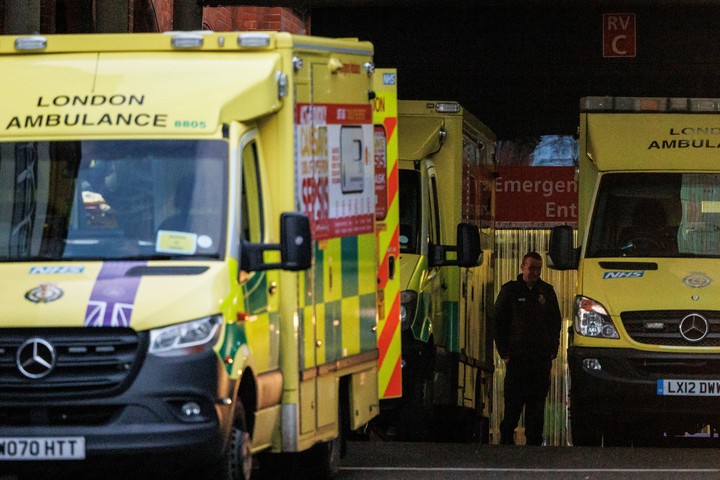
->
xmin=304 ymin=431 xmax=343 ymax=480
xmin=467 ymin=412 xmax=490 ymax=444
xmin=472 ymin=369 xmax=490 ymax=444
xmin=218 ymin=404 xmax=253 ymax=480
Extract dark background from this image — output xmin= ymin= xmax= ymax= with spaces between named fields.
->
xmin=311 ymin=5 xmax=720 ymax=139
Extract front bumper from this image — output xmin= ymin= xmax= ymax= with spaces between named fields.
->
xmin=569 ymin=346 xmax=720 ymax=421
xmin=0 ymin=346 xmax=234 ymax=461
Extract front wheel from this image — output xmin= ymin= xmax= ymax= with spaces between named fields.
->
xmin=218 ymin=404 xmax=253 ymax=480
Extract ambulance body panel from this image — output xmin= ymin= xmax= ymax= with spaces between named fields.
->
xmin=0 ymin=31 xmax=396 ymax=478
xmin=550 ymin=96 xmax=720 ymax=446
xmin=384 ymin=100 xmax=495 ymax=442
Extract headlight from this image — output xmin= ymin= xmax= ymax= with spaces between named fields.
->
xmin=149 ymin=315 xmax=222 ymax=357
xmin=400 ymin=290 xmax=418 ymax=331
xmin=573 ymin=296 xmax=619 ymax=339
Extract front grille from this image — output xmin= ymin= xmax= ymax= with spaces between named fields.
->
xmin=621 ymin=310 xmax=720 ymax=346
xmin=628 ymin=357 xmax=720 ymax=376
xmin=0 ymin=328 xmax=146 ymax=399
xmin=0 ymin=405 xmax=120 ymax=426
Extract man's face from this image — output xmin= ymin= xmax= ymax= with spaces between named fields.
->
xmin=522 ymin=257 xmax=542 ymax=286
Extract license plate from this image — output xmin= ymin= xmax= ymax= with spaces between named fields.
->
xmin=0 ymin=437 xmax=85 ymax=460
xmin=657 ymin=379 xmax=720 ymax=396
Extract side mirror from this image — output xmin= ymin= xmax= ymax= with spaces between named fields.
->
xmin=241 ymin=212 xmax=312 ymax=272
xmin=548 ymin=225 xmax=579 ymax=270
xmin=456 ymin=222 xmax=482 ymax=268
xmin=280 ymin=212 xmax=312 ymax=271
xmin=428 ymin=222 xmax=481 ymax=268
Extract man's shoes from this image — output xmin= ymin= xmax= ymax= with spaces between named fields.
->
xmin=499 ymin=435 xmax=515 ymax=445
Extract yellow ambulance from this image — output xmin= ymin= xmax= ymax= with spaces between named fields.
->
xmin=384 ymin=101 xmax=495 ymax=442
xmin=0 ymin=31 xmax=399 ymax=479
xmin=550 ymin=96 xmax=720 ymax=446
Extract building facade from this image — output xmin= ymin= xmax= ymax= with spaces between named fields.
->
xmin=1 ymin=0 xmax=309 ymax=35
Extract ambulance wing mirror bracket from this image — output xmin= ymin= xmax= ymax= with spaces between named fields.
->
xmin=428 ymin=223 xmax=481 ymax=268
xmin=241 ymin=213 xmax=312 ymax=273
xmin=548 ymin=225 xmax=579 ymax=271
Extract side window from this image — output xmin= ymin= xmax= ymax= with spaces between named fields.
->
xmin=429 ymin=174 xmax=441 ymax=245
xmin=241 ymin=141 xmax=263 ymax=244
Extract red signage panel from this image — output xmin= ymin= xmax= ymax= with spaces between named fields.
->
xmin=603 ymin=13 xmax=637 ymax=58
xmin=495 ymin=166 xmax=578 ymax=228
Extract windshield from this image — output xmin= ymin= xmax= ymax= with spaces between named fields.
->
xmin=0 ymin=140 xmax=227 ymax=261
xmin=586 ymin=172 xmax=720 ymax=258
xmin=399 ymin=168 xmax=421 ymax=254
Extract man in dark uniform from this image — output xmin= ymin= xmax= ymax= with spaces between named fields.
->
xmin=493 ymin=251 xmax=562 ymax=446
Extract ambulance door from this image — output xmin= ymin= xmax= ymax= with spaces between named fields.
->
xmin=295 ymin=64 xmax=325 ymax=437
xmin=238 ymin=132 xmax=281 ymax=377
xmin=306 ymin=58 xmax=375 ymax=435
xmin=423 ymin=161 xmax=444 ymax=345
xmin=306 ymin=62 xmax=338 ymax=436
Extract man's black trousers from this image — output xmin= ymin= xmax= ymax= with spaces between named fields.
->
xmin=500 ymin=357 xmax=552 ymax=446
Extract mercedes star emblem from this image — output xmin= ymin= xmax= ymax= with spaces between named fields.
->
xmin=679 ymin=314 xmax=710 ymax=343
xmin=16 ymin=338 xmax=56 ymax=379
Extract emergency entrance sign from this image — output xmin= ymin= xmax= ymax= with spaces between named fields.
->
xmin=603 ymin=13 xmax=636 ymax=58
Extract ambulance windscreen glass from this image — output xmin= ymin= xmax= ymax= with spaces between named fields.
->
xmin=0 ymin=139 xmax=227 ymax=261
xmin=586 ymin=172 xmax=720 ymax=259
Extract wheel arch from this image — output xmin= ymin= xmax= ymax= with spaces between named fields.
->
xmin=237 ymin=366 xmax=258 ymax=436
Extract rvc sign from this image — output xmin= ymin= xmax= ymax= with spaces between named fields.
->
xmin=603 ymin=13 xmax=636 ymax=58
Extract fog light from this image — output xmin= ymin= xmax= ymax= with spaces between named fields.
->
xmin=180 ymin=402 xmax=202 ymax=418
xmin=582 ymin=358 xmax=602 ymax=371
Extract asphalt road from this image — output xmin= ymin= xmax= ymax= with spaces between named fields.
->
xmin=338 ymin=439 xmax=720 ymax=480
xmin=4 ymin=437 xmax=720 ymax=480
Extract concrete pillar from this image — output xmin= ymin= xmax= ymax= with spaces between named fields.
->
xmin=4 ymin=0 xmax=41 ymax=34
xmin=96 ymin=0 xmax=130 ymax=33
xmin=173 ymin=0 xmax=203 ymax=31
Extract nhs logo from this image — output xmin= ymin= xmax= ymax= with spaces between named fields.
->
xmin=383 ymin=72 xmax=396 ymax=85
xmin=603 ymin=271 xmax=644 ymax=279
xmin=30 ymin=266 xmax=85 ymax=274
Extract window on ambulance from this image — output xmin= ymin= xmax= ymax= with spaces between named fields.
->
xmin=677 ymin=173 xmax=720 ymax=257
xmin=586 ymin=173 xmax=686 ymax=258
xmin=0 ymin=140 xmax=227 ymax=261
xmin=240 ymin=141 xmax=264 ymax=275
xmin=398 ymin=169 xmax=421 ymax=254
xmin=429 ymin=174 xmax=441 ymax=247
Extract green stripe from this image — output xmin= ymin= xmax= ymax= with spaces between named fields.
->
xmin=341 ymin=236 xmax=358 ymax=298
xmin=218 ymin=321 xmax=247 ymax=378
xmin=314 ymin=244 xmax=324 ymax=304
xmin=245 ymin=271 xmax=268 ymax=314
xmin=413 ymin=291 xmax=432 ymax=342
xmin=325 ymin=299 xmax=341 ymax=361
xmin=442 ymin=300 xmax=459 ymax=352
xmin=360 ymin=292 xmax=377 ymax=351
